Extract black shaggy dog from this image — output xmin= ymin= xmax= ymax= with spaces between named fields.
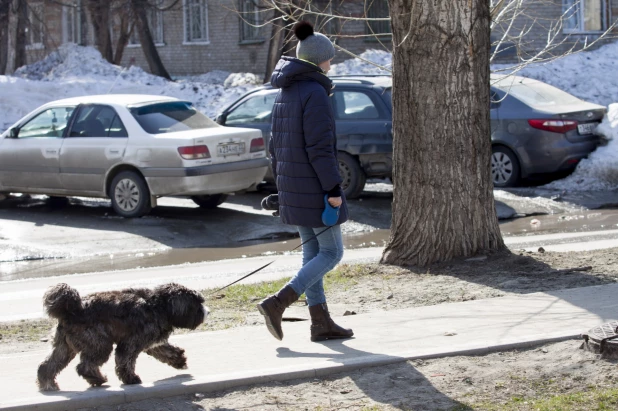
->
xmin=37 ymin=283 xmax=209 ymax=391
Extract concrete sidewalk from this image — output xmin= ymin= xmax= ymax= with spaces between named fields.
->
xmin=1 ymin=283 xmax=617 ymax=410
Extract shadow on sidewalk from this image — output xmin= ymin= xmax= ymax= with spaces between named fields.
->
xmin=276 ymin=341 xmax=472 ymax=410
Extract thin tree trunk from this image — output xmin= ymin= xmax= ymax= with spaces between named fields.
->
xmin=14 ymin=0 xmax=27 ymax=70
xmin=86 ymin=0 xmax=113 ymax=63
xmin=131 ymin=0 xmax=171 ymax=80
xmin=263 ymin=9 xmax=285 ymax=83
xmin=114 ymin=15 xmax=133 ymax=65
xmin=0 ymin=0 xmax=10 ymax=74
xmin=381 ymin=0 xmax=504 ymax=267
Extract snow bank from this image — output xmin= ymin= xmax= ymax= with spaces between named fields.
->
xmin=543 ymin=104 xmax=618 ymax=191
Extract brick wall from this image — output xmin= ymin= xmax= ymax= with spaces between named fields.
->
xmin=491 ymin=0 xmax=618 ymax=63
xmin=9 ymin=0 xmax=618 ymax=77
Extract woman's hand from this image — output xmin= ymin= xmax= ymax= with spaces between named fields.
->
xmin=327 ymin=196 xmax=342 ymax=207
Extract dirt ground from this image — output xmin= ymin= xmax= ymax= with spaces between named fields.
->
xmin=4 ymin=247 xmax=618 ymax=410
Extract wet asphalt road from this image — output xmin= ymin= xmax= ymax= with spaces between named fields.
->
xmin=2 ymin=182 xmax=618 ymax=281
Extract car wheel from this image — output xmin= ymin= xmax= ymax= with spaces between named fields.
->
xmin=491 ymin=146 xmax=520 ymax=187
xmin=110 ymin=171 xmax=152 ymax=218
xmin=191 ymin=194 xmax=228 ymax=209
xmin=338 ymin=152 xmax=366 ymax=199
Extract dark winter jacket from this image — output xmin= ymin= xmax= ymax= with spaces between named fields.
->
xmin=269 ymin=56 xmax=348 ymax=228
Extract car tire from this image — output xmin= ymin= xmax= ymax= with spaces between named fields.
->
xmin=110 ymin=171 xmax=152 ymax=218
xmin=191 ymin=194 xmax=228 ymax=209
xmin=338 ymin=152 xmax=366 ymax=199
xmin=492 ymin=146 xmax=521 ymax=187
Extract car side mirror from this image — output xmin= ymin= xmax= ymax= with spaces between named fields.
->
xmin=8 ymin=127 xmax=18 ymax=139
xmin=215 ymin=113 xmax=227 ymax=125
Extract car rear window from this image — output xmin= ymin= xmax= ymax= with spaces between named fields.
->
xmin=130 ymin=101 xmax=219 ymax=134
xmin=494 ymin=81 xmax=582 ymax=108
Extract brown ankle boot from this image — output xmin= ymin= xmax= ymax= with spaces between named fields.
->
xmin=309 ymin=303 xmax=354 ymax=342
xmin=257 ymin=285 xmax=299 ymax=340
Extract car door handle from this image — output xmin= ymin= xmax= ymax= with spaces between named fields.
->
xmin=109 ymin=150 xmax=120 ymax=154
xmin=45 ymin=149 xmax=58 ymax=154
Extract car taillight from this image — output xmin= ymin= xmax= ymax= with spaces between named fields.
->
xmin=250 ymin=137 xmax=265 ymax=153
xmin=178 ymin=145 xmax=211 ymax=159
xmin=528 ymin=119 xmax=578 ymax=134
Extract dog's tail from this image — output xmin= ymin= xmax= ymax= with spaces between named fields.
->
xmin=42 ymin=283 xmax=83 ymax=320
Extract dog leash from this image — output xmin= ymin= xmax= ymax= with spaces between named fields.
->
xmin=206 ymin=226 xmax=333 ymax=296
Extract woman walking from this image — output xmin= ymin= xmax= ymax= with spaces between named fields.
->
xmin=257 ymin=21 xmax=354 ymax=342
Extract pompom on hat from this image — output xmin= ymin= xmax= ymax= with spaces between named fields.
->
xmin=294 ymin=21 xmax=335 ymax=66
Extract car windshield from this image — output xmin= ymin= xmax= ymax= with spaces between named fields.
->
xmin=493 ymin=81 xmax=582 ymax=107
xmin=130 ymin=101 xmax=219 ymax=134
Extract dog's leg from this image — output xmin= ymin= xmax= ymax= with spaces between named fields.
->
xmin=145 ymin=343 xmax=187 ymax=369
xmin=115 ymin=342 xmax=143 ymax=385
xmin=37 ymin=327 xmax=77 ymax=391
xmin=76 ymin=343 xmax=113 ymax=387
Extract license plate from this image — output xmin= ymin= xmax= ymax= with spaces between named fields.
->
xmin=217 ymin=142 xmax=245 ymax=156
xmin=577 ymin=123 xmax=597 ymax=135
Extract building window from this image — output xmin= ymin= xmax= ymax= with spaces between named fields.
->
xmin=26 ymin=3 xmax=44 ymax=49
xmin=563 ymin=0 xmax=608 ymax=33
xmin=130 ymin=7 xmax=164 ymax=46
xmin=365 ymin=0 xmax=391 ymax=41
xmin=62 ymin=1 xmax=85 ymax=45
xmin=184 ymin=0 xmax=209 ymax=43
xmin=239 ymin=0 xmax=264 ymax=42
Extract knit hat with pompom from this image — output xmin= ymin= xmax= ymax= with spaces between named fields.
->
xmin=294 ymin=21 xmax=335 ymax=66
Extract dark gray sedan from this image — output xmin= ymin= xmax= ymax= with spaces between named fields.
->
xmin=216 ymin=74 xmax=606 ymax=193
xmin=490 ymin=75 xmax=605 ymax=187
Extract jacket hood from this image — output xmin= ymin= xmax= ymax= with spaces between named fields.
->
xmin=270 ymin=57 xmax=332 ymax=94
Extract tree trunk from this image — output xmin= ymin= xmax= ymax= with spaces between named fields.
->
xmin=0 ymin=0 xmax=10 ymax=74
xmin=14 ymin=0 xmax=27 ymax=70
xmin=113 ymin=14 xmax=133 ymax=65
xmin=86 ymin=0 xmax=113 ymax=63
xmin=131 ymin=0 xmax=171 ymax=80
xmin=381 ymin=0 xmax=504 ymax=267
xmin=263 ymin=9 xmax=285 ymax=83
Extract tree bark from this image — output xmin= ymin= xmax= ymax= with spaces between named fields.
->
xmin=113 ymin=13 xmax=133 ymax=65
xmin=14 ymin=0 xmax=27 ymax=70
xmin=0 ymin=0 xmax=10 ymax=74
xmin=131 ymin=0 xmax=171 ymax=80
xmin=263 ymin=9 xmax=285 ymax=83
xmin=86 ymin=0 xmax=113 ymax=63
xmin=381 ymin=0 xmax=505 ymax=267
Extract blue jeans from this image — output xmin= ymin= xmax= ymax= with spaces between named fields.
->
xmin=287 ymin=225 xmax=344 ymax=307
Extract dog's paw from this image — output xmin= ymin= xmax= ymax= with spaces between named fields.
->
xmin=122 ymin=375 xmax=142 ymax=385
xmin=38 ymin=379 xmax=60 ymax=392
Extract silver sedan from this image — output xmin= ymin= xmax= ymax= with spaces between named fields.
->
xmin=0 ymin=94 xmax=269 ymax=217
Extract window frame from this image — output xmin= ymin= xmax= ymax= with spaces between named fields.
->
xmin=331 ymin=89 xmax=389 ymax=121
xmin=129 ymin=7 xmax=165 ymax=47
xmin=225 ymin=92 xmax=276 ymax=125
xmin=183 ymin=0 xmax=210 ymax=45
xmin=67 ymin=104 xmax=129 ymax=139
xmin=17 ymin=106 xmax=77 ymax=139
xmin=563 ymin=0 xmax=609 ymax=34
xmin=26 ymin=3 xmax=45 ymax=50
xmin=239 ymin=0 xmax=265 ymax=44
xmin=364 ymin=0 xmax=391 ymax=42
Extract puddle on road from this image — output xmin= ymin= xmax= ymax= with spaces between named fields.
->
xmin=4 ymin=209 xmax=618 ymax=281
xmin=0 ymin=229 xmax=391 ymax=281
xmin=499 ymin=209 xmax=618 ymax=236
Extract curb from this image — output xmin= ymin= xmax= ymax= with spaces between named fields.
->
xmin=0 ymin=333 xmax=579 ymax=411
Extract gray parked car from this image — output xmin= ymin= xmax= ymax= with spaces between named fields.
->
xmin=216 ymin=74 xmax=606 ymax=194
xmin=0 ymin=95 xmax=269 ymax=217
